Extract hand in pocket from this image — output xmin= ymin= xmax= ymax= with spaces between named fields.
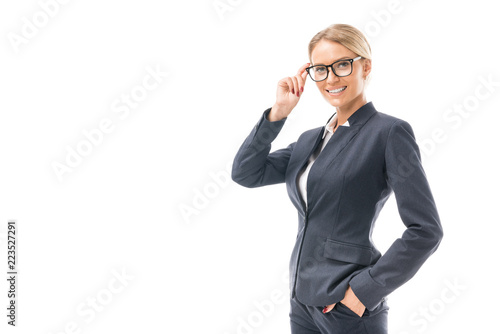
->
xmin=340 ymin=286 xmax=366 ymax=317
xmin=322 ymin=285 xmax=366 ymax=317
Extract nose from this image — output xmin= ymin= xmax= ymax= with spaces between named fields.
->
xmin=326 ymin=67 xmax=339 ymax=84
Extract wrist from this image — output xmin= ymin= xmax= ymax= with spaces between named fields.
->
xmin=268 ymin=104 xmax=287 ymax=122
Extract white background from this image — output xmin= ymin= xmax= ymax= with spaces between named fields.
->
xmin=1 ymin=0 xmax=499 ymax=333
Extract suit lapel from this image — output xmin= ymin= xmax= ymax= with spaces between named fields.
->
xmin=319 ymin=102 xmax=377 ymax=165
xmin=288 ymin=102 xmax=378 ymax=215
xmin=289 ymin=127 xmax=324 ymax=214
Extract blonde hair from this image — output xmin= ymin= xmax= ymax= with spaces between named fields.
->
xmin=308 ymin=23 xmax=372 ymax=81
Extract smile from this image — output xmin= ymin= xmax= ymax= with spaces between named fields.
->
xmin=327 ymin=86 xmax=347 ymax=93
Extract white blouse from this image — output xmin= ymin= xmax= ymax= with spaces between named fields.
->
xmin=296 ymin=114 xmax=350 ymax=208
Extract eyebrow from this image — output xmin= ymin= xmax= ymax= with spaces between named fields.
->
xmin=312 ymin=56 xmax=352 ymax=66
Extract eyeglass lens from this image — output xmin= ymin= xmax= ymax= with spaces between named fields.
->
xmin=309 ymin=60 xmax=353 ymax=81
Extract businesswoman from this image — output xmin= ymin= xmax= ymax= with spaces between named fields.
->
xmin=231 ymin=23 xmax=443 ymax=334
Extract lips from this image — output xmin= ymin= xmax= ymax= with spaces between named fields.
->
xmin=327 ymin=86 xmax=347 ymax=93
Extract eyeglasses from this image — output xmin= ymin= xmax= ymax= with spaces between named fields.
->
xmin=306 ymin=56 xmax=362 ymax=82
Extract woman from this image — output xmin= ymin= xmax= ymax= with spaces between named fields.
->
xmin=231 ymin=23 xmax=443 ymax=334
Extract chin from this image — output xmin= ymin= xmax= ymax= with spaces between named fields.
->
xmin=323 ymin=95 xmax=348 ymax=108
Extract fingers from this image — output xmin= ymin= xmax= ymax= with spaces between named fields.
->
xmin=284 ymin=77 xmax=295 ymax=95
xmin=322 ymin=303 xmax=336 ymax=314
xmin=284 ymin=76 xmax=301 ymax=97
xmin=291 ymin=63 xmax=310 ymax=97
xmin=291 ymin=76 xmax=300 ymax=97
xmin=301 ymin=63 xmax=310 ymax=82
xmin=298 ymin=62 xmax=310 ymax=86
xmin=279 ymin=63 xmax=311 ymax=98
xmin=297 ymin=62 xmax=311 ymax=76
xmin=298 ymin=63 xmax=310 ymax=94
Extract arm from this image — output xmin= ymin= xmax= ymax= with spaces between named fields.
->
xmin=231 ymin=107 xmax=295 ymax=188
xmin=349 ymin=120 xmax=444 ymax=311
xmin=232 ymin=63 xmax=310 ymax=187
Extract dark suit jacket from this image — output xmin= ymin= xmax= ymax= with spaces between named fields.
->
xmin=231 ymin=101 xmax=443 ymax=311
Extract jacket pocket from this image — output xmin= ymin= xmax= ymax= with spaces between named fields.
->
xmin=323 ymin=239 xmax=373 ymax=266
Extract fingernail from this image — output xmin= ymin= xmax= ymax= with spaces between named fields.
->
xmin=322 ymin=307 xmax=328 ymax=313
xmin=301 ymin=87 xmax=304 ymax=92
xmin=297 ymin=92 xmax=300 ymax=97
xmin=292 ymin=88 xmax=295 ymax=94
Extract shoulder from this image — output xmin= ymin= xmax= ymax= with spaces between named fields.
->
xmin=367 ymin=111 xmax=414 ymax=137
xmin=371 ymin=111 xmax=408 ymax=127
xmin=356 ymin=110 xmax=417 ymax=157
xmin=374 ymin=113 xmax=419 ymax=158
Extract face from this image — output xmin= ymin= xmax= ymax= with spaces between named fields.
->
xmin=310 ymin=39 xmax=371 ymax=113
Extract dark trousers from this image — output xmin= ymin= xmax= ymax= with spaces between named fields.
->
xmin=289 ymin=295 xmax=389 ymax=334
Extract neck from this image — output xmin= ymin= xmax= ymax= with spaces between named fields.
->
xmin=335 ymin=94 xmax=367 ymax=126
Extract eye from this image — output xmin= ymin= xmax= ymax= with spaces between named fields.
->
xmin=336 ymin=61 xmax=350 ymax=68
xmin=314 ymin=66 xmax=327 ymax=73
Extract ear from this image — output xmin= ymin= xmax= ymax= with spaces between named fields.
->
xmin=362 ymin=58 xmax=372 ymax=79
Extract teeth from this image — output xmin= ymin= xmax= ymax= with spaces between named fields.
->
xmin=328 ymin=87 xmax=346 ymax=93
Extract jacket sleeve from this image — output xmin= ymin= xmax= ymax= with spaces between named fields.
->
xmin=349 ymin=119 xmax=444 ymax=311
xmin=231 ymin=107 xmax=295 ymax=188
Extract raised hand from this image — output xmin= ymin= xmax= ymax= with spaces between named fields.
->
xmin=267 ymin=62 xmax=310 ymax=122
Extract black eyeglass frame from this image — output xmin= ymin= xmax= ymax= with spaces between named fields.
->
xmin=306 ymin=56 xmax=363 ymax=82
